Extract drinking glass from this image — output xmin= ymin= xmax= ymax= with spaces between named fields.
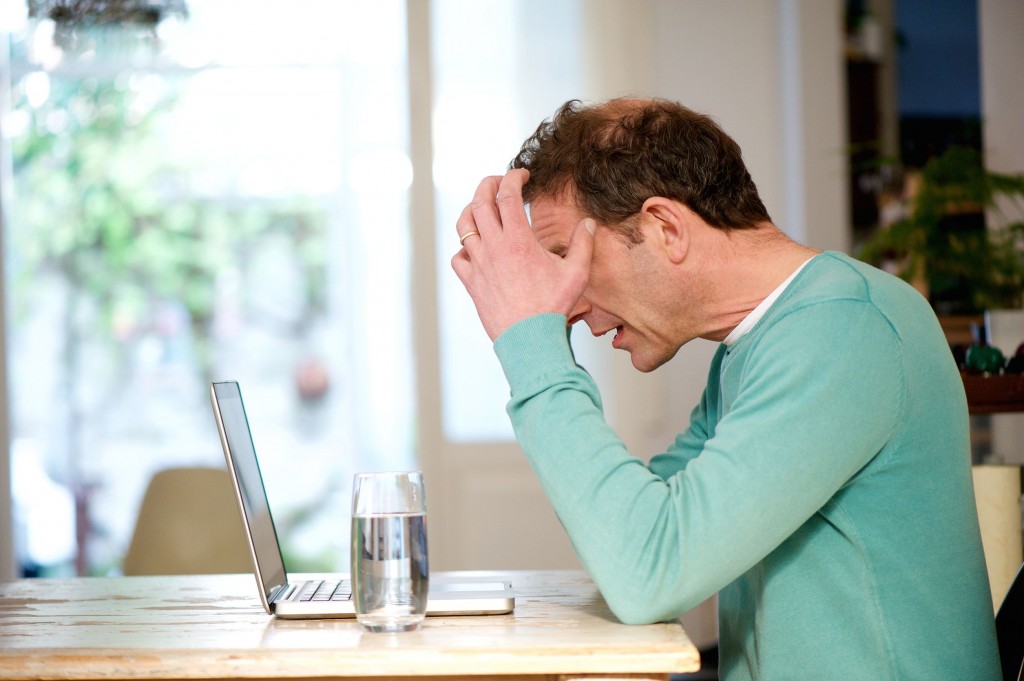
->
xmin=350 ymin=471 xmax=429 ymax=632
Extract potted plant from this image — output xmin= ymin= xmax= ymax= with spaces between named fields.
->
xmin=858 ymin=146 xmax=1024 ymax=409
xmin=858 ymin=146 xmax=1024 ymax=316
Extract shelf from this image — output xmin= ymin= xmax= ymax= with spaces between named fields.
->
xmin=962 ymin=372 xmax=1024 ymax=414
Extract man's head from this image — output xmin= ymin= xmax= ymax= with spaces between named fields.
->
xmin=505 ymin=98 xmax=795 ymax=371
xmin=509 ymin=98 xmax=771 ymax=244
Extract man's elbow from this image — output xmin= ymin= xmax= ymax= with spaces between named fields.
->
xmin=602 ymin=584 xmax=697 ymax=625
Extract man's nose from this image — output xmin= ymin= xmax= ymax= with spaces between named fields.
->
xmin=567 ymin=297 xmax=592 ymax=326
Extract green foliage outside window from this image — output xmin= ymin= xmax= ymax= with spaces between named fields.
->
xmin=9 ymin=72 xmax=329 ymax=574
xmin=10 ymin=74 xmax=328 ymax=380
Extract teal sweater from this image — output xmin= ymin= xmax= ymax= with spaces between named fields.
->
xmin=493 ymin=252 xmax=999 ymax=680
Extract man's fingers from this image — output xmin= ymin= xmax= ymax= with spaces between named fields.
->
xmin=451 ymin=248 xmax=473 ymax=284
xmin=455 ymin=203 xmax=482 ymax=251
xmin=469 ymin=175 xmax=503 ymax=239
xmin=494 ymin=169 xmax=531 ymax=239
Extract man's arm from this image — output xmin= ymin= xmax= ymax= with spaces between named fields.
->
xmin=647 ymin=347 xmax=726 ymax=480
xmin=496 ymin=305 xmax=903 ymax=624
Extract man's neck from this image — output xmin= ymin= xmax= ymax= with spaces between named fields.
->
xmin=690 ymin=224 xmax=820 ymax=342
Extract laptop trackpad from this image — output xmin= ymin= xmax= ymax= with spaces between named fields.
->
xmin=436 ymin=582 xmax=508 ymax=593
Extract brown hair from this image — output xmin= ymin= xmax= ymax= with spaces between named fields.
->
xmin=510 ymin=98 xmax=771 ymax=243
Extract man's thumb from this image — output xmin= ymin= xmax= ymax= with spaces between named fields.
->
xmin=566 ymin=218 xmax=596 ymax=269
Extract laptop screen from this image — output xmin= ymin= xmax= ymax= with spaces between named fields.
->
xmin=211 ymin=381 xmax=288 ymax=601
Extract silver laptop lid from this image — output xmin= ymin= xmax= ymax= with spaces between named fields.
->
xmin=210 ymin=381 xmax=288 ymax=613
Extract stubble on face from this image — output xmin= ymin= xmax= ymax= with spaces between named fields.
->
xmin=527 ymin=196 xmax=685 ymax=373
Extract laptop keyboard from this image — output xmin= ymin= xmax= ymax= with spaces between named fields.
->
xmin=297 ymin=579 xmax=352 ymax=602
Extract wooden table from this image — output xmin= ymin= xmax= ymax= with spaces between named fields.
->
xmin=0 ymin=569 xmax=699 ymax=681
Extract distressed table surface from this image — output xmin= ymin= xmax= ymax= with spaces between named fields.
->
xmin=0 ymin=569 xmax=698 ymax=681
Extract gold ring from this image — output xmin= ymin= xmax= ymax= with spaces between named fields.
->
xmin=459 ymin=230 xmax=480 ymax=246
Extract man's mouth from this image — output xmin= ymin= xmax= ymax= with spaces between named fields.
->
xmin=611 ymin=325 xmax=625 ymax=349
xmin=591 ymin=324 xmax=626 ymax=349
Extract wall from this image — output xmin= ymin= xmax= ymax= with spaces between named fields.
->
xmin=651 ymin=0 xmax=848 ymax=254
xmin=980 ymin=0 xmax=1024 ymax=176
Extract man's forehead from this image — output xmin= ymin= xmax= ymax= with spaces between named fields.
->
xmin=528 ymin=195 xmax=584 ymax=228
xmin=527 ymin=196 xmax=582 ymax=256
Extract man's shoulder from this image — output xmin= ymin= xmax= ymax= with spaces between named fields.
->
xmin=785 ymin=251 xmax=932 ymax=318
xmin=749 ymin=251 xmax=947 ymax=357
xmin=797 ymin=250 xmax=907 ymax=292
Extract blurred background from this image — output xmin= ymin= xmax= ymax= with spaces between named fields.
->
xmin=1 ymin=0 xmax=416 ymax=579
xmin=0 ymin=0 xmax=1021 ymax=650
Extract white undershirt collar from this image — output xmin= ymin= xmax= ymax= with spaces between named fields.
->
xmin=722 ymin=258 xmax=814 ymax=346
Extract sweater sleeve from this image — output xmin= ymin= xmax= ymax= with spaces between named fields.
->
xmin=648 ymin=346 xmax=725 ymax=480
xmin=494 ymin=304 xmax=904 ymax=624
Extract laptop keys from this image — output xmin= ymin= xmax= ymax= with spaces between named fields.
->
xmin=297 ymin=580 xmax=352 ymax=602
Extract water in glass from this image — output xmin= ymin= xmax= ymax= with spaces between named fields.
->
xmin=351 ymin=511 xmax=428 ymax=632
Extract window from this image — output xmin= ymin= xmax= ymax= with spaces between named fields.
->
xmin=2 ymin=1 xmax=413 ymax=576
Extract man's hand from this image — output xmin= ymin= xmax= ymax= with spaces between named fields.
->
xmin=451 ymin=169 xmax=595 ymax=341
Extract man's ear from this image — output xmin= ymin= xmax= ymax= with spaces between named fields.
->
xmin=640 ymin=197 xmax=692 ymax=264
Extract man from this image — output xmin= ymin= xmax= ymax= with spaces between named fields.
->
xmin=451 ymin=98 xmax=999 ymax=680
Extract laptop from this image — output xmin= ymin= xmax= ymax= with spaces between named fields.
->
xmin=209 ymin=380 xmax=515 ymax=619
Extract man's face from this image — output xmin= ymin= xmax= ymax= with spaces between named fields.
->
xmin=529 ymin=195 xmax=683 ymax=372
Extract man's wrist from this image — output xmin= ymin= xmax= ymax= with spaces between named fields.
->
xmin=493 ymin=313 xmax=577 ymax=392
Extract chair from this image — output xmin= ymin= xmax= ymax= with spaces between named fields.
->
xmin=997 ymin=562 xmax=1024 ymax=681
xmin=122 ymin=467 xmax=251 ymax=576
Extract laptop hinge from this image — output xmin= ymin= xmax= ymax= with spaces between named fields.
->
xmin=269 ymin=583 xmax=295 ymax=604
